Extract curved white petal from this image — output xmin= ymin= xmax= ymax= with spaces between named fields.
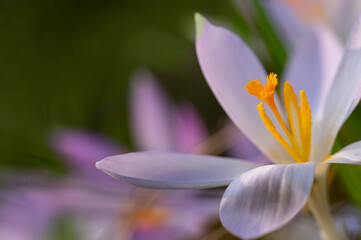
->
xmin=324 ymin=141 xmax=361 ymax=165
xmin=195 ymin=15 xmax=292 ymax=163
xmin=284 ymin=25 xmax=343 ymax=119
xmin=219 ymin=162 xmax=315 ymax=239
xmin=96 ymin=152 xmax=259 ymax=189
xmin=311 ymin=12 xmax=361 ymax=163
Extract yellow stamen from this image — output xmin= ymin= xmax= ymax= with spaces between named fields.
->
xmin=245 ymin=73 xmax=312 ymax=163
xmin=257 ymin=102 xmax=302 ymax=163
xmin=300 ymin=90 xmax=312 ymax=160
xmin=283 ymin=81 xmax=302 ymax=153
xmin=246 ymin=74 xmax=298 ymax=152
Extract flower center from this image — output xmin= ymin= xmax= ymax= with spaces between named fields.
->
xmin=246 ymin=73 xmax=312 ymax=163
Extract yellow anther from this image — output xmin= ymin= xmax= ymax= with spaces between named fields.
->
xmin=300 ymin=90 xmax=312 ymax=161
xmin=246 ymin=73 xmax=312 ymax=163
xmin=266 ymin=72 xmax=278 ymax=93
xmin=246 ymin=74 xmax=297 ymax=152
xmin=283 ymin=81 xmax=302 ymax=152
xmin=257 ymin=102 xmax=302 ymax=163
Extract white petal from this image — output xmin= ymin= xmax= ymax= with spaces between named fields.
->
xmin=331 ymin=0 xmax=361 ymax=41
xmin=262 ymin=0 xmax=306 ymax=50
xmin=96 ymin=151 xmax=259 ymax=189
xmin=324 ymin=141 xmax=361 ymax=165
xmin=284 ymin=25 xmax=342 ymax=119
xmin=311 ymin=12 xmax=361 ymax=163
xmin=219 ymin=162 xmax=315 ymax=239
xmin=195 ymin=15 xmax=292 ymax=163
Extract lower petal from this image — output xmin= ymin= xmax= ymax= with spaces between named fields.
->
xmin=96 ymin=152 xmax=259 ymax=189
xmin=219 ymin=162 xmax=315 ymax=239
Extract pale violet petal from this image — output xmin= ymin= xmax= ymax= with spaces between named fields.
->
xmin=96 ymin=152 xmax=259 ymax=189
xmin=262 ymin=0 xmax=306 ymax=50
xmin=345 ymin=10 xmax=361 ymax=116
xmin=129 ymin=70 xmax=176 ymax=151
xmin=311 ymin=12 xmax=361 ymax=163
xmin=219 ymin=162 xmax=315 ymax=239
xmin=324 ymin=141 xmax=361 ymax=165
xmin=330 ymin=0 xmax=361 ymax=41
xmin=196 ymin=15 xmax=292 ymax=164
xmin=284 ymin=25 xmax=343 ymax=119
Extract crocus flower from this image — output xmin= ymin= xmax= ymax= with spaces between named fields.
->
xmin=96 ymin=12 xmax=361 ymax=239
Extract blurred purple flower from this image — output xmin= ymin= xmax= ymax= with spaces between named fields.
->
xmin=121 ymin=191 xmax=219 ymax=240
xmin=49 ymin=128 xmax=123 ymax=178
xmin=0 ymin=185 xmax=121 ymax=240
xmin=129 ymin=70 xmax=207 ymax=153
xmin=27 ymin=70 xmax=217 ymax=240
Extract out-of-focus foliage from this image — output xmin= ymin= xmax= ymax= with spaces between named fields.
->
xmin=0 ymin=0 xmax=244 ymax=172
xmin=0 ymin=0 xmax=289 ymax=173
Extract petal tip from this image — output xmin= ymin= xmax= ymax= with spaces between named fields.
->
xmin=194 ymin=13 xmax=206 ymax=39
xmin=95 ymin=158 xmax=108 ymax=171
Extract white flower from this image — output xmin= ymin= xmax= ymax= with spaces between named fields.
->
xmin=96 ymin=12 xmax=361 ymax=239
